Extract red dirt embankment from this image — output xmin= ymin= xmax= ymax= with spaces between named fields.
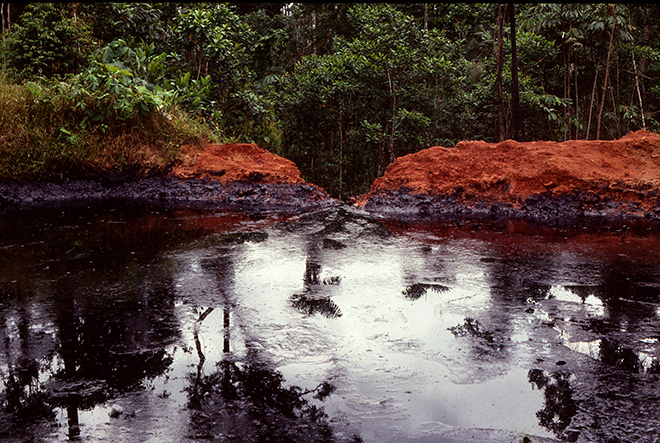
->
xmin=172 ymin=143 xmax=307 ymax=185
xmin=362 ymin=130 xmax=660 ymax=210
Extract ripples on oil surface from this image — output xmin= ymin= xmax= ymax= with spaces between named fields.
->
xmin=1 ymin=203 xmax=659 ymax=443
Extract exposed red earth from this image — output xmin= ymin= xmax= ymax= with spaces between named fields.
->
xmin=358 ymin=130 xmax=660 ymax=215
xmin=172 ymin=143 xmax=307 ymax=186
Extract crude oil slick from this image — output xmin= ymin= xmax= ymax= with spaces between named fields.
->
xmin=1 ymin=203 xmax=659 ymax=442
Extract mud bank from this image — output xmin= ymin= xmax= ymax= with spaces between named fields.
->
xmin=362 ymin=187 xmax=660 ymax=225
xmin=6 ymin=133 xmax=660 ymax=225
xmin=360 ymin=130 xmax=660 ymax=224
xmin=0 ymin=143 xmax=335 ymax=213
xmin=0 ymin=177 xmax=333 ymax=213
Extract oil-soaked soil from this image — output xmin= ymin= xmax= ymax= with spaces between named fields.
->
xmin=1 ymin=204 xmax=659 ymax=442
xmin=0 ymin=177 xmax=332 ymax=213
xmin=6 ymin=133 xmax=660 ymax=225
xmin=360 ymin=130 xmax=660 ymax=223
xmin=0 ymin=143 xmax=334 ymax=214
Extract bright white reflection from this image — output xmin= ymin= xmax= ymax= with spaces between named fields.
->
xmin=549 ymin=285 xmax=605 ymax=316
xmin=228 ymin=231 xmax=551 ymax=441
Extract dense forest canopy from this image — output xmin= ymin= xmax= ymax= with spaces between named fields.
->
xmin=1 ymin=2 xmax=660 ymax=198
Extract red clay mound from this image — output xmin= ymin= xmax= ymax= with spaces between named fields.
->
xmin=172 ymin=143 xmax=307 ymax=185
xmin=364 ymin=130 xmax=660 ymax=210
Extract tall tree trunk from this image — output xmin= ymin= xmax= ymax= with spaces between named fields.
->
xmin=596 ymin=5 xmax=616 ymax=140
xmin=385 ymin=64 xmax=397 ymax=164
xmin=574 ymin=53 xmax=580 ymax=139
xmin=311 ymin=10 xmax=317 ymax=55
xmin=423 ymin=3 xmax=428 ymax=31
xmin=586 ymin=58 xmax=600 ymax=140
xmin=509 ymin=4 xmax=523 ymax=141
xmin=339 ymin=118 xmax=344 ymax=200
xmin=1 ymin=3 xmax=4 ymax=73
xmin=628 ymin=5 xmax=646 ymax=130
xmin=563 ymin=28 xmax=571 ymax=141
xmin=496 ymin=4 xmax=506 ymax=141
xmin=610 ymin=83 xmax=620 ymax=138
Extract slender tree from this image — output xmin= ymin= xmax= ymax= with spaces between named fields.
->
xmin=509 ymin=3 xmax=523 ymax=141
xmin=1 ymin=3 xmax=9 ymax=32
xmin=596 ymin=4 xmax=616 ymax=140
xmin=496 ymin=4 xmax=506 ymax=141
xmin=586 ymin=58 xmax=600 ymax=140
xmin=423 ymin=3 xmax=428 ymax=31
xmin=628 ymin=5 xmax=645 ymax=130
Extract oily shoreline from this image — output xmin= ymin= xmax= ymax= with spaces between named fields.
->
xmin=5 ymin=132 xmax=660 ymax=227
xmin=4 ymin=177 xmax=660 ymax=231
xmin=362 ymin=187 xmax=660 ymax=226
xmin=0 ymin=177 xmax=336 ymax=214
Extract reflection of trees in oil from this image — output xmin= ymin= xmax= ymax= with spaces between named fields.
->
xmin=448 ymin=317 xmax=495 ymax=343
xmin=448 ymin=317 xmax=507 ymax=359
xmin=51 ymin=276 xmax=178 ymax=386
xmin=397 ymin=238 xmax=452 ymax=304
xmin=479 ymin=249 xmax=552 ymax=333
xmin=290 ymin=237 xmax=343 ymax=319
xmin=479 ymin=253 xmax=553 ymax=361
xmin=291 ymin=260 xmax=342 ymax=318
xmin=528 ymin=369 xmax=577 ymax=438
xmin=0 ymin=204 xmax=338 ymax=440
xmin=286 ymin=207 xmax=393 ymax=319
xmin=0 ymin=281 xmax=56 ymax=424
xmin=565 ymin=265 xmax=660 ymax=328
xmin=543 ymin=258 xmax=660 ymax=441
xmin=564 ymin=336 xmax=660 ymax=374
xmin=187 ymin=306 xmax=216 ymax=408
xmin=598 ymin=338 xmax=642 ymax=373
xmin=185 ymin=354 xmax=336 ymax=442
xmin=0 ymin=204 xmax=197 ymax=440
xmin=480 ymin=249 xmax=553 ymax=304
xmin=185 ymin=253 xmax=337 ymax=443
xmin=53 ymin=279 xmax=177 ymax=439
xmin=402 ymin=283 xmax=449 ymax=300
xmin=0 ymin=271 xmax=179 ymax=439
xmin=564 ymin=266 xmax=660 ymax=374
xmin=439 ymin=251 xmax=551 ymax=361
xmin=0 ymin=282 xmax=60 ymax=442
xmin=291 ymin=293 xmax=343 ymax=318
xmin=2 ymin=359 xmax=55 ymax=421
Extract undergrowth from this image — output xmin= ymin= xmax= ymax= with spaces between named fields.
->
xmin=0 ymin=72 xmax=219 ymax=181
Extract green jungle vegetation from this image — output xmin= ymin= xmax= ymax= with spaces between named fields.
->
xmin=1 ymin=3 xmax=659 ymax=198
